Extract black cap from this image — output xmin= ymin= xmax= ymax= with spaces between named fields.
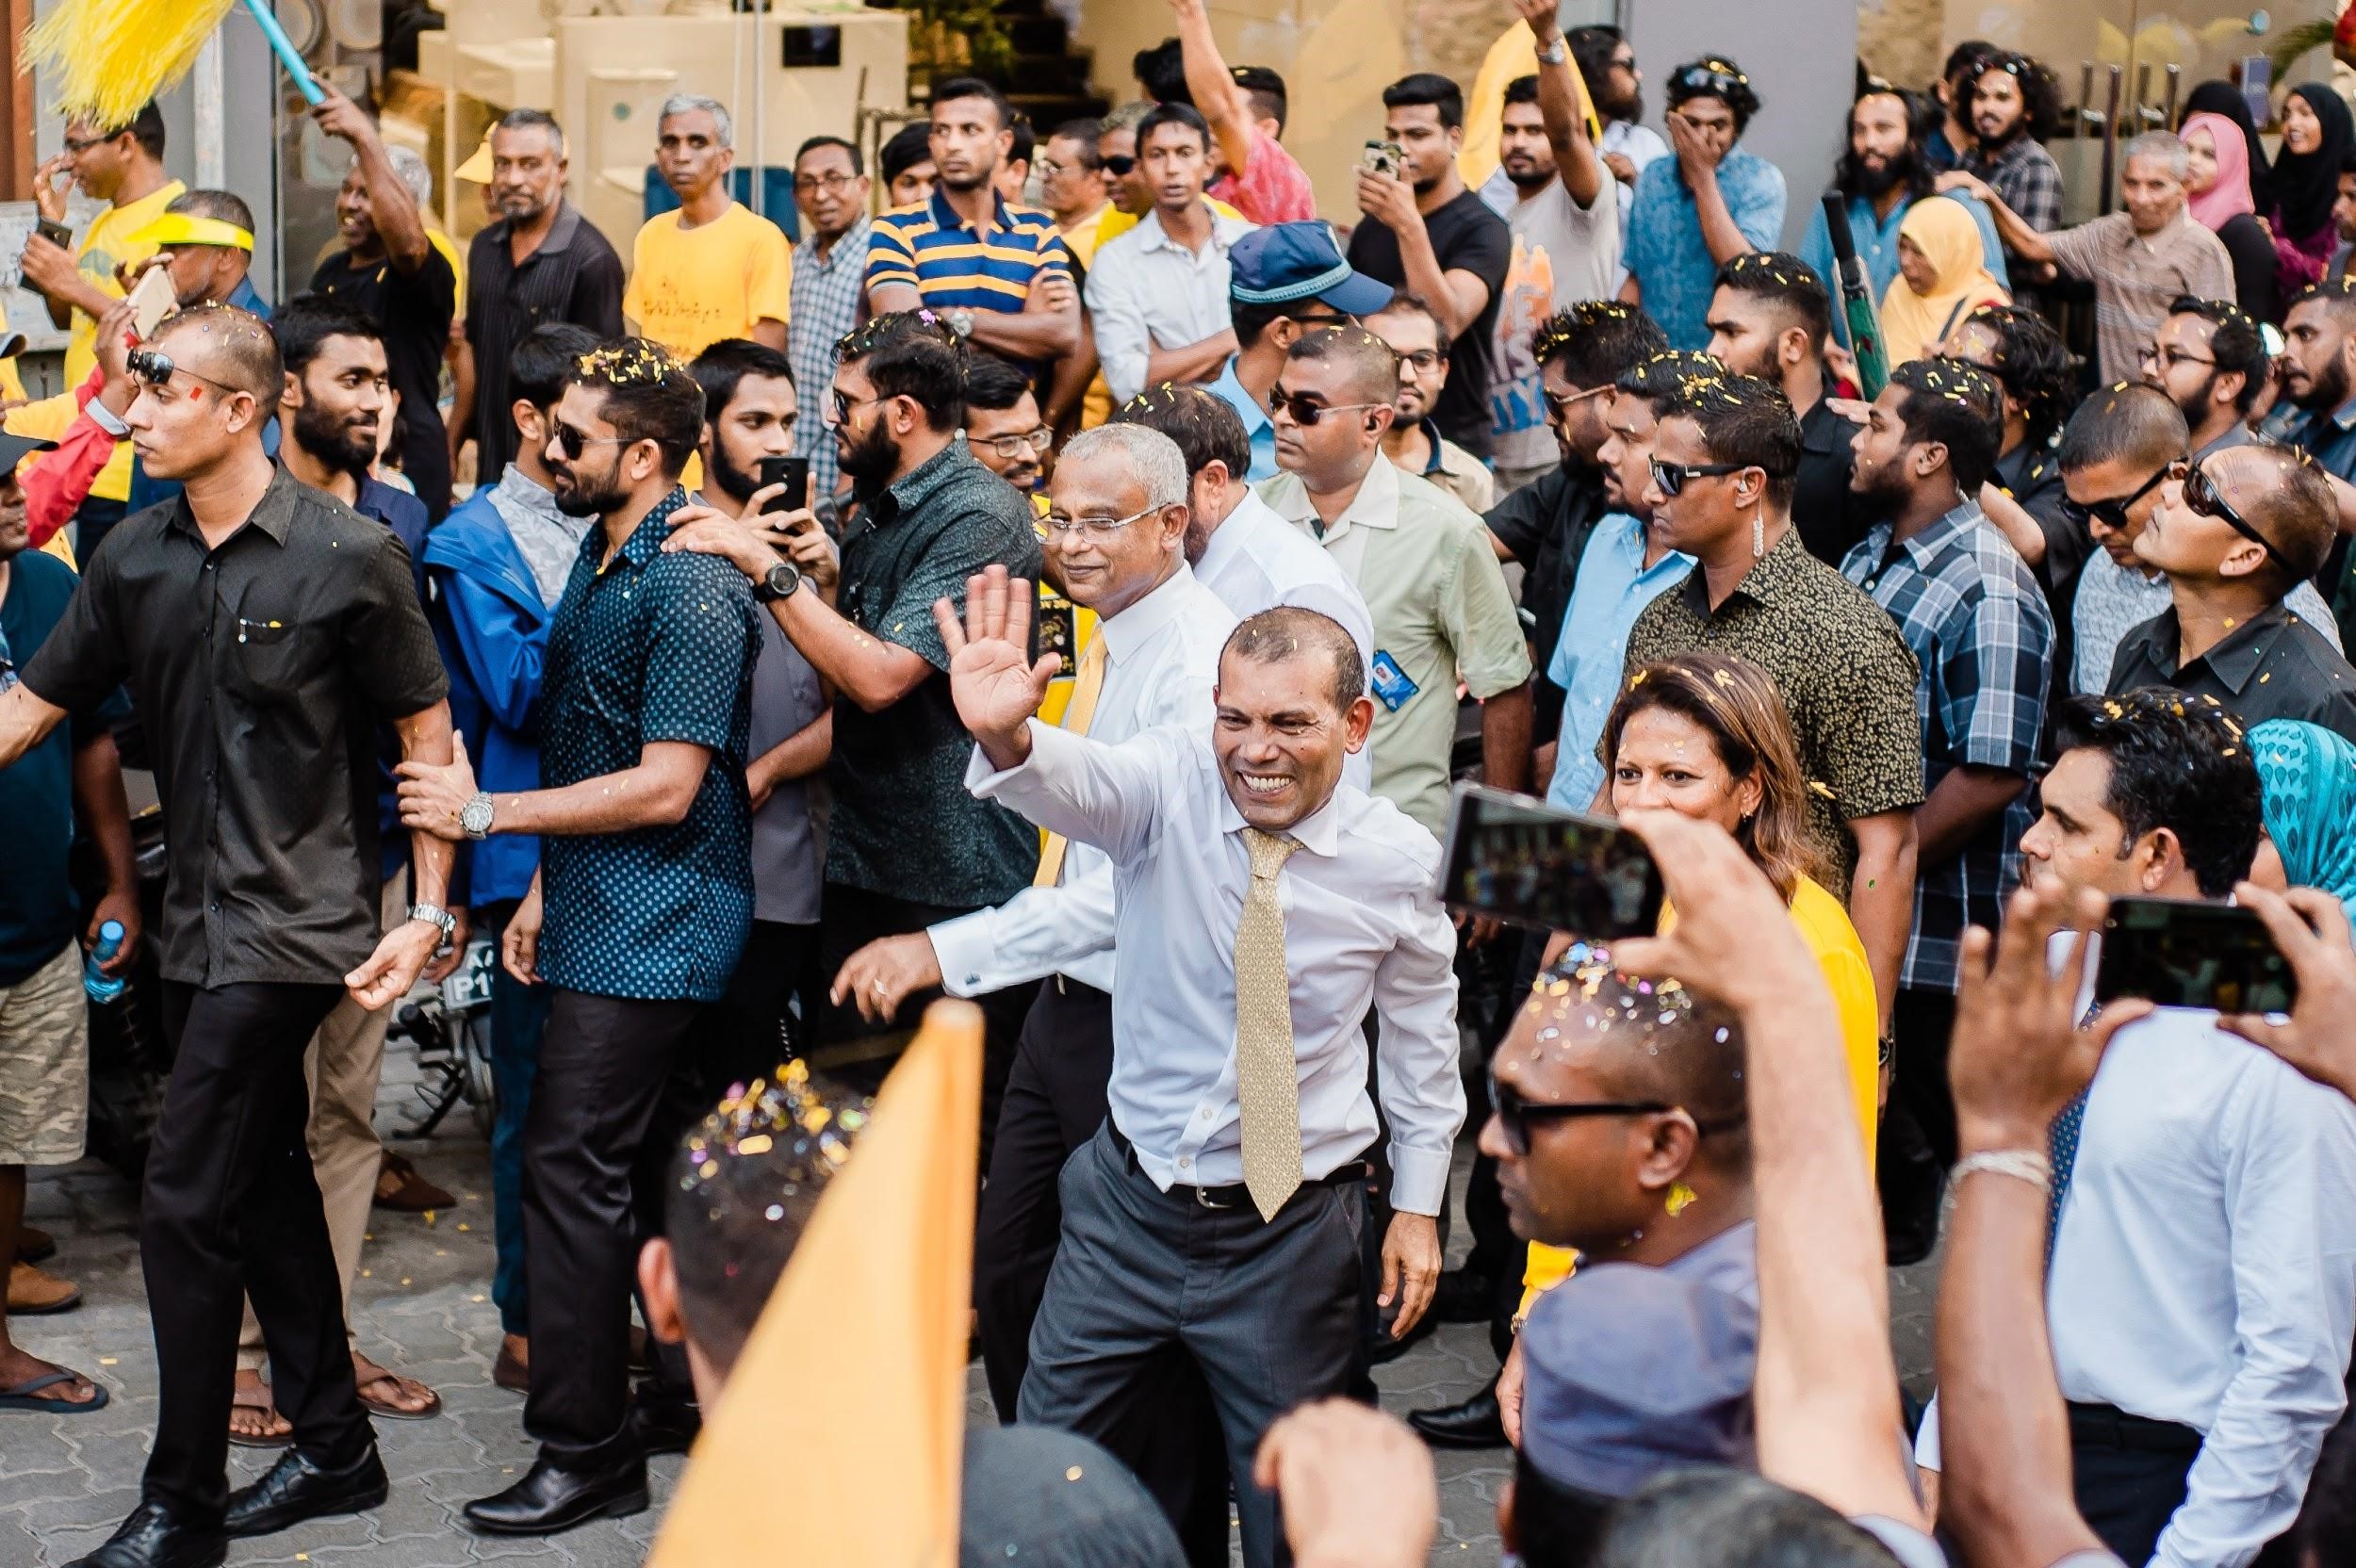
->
xmin=0 ymin=430 xmax=59 ymax=478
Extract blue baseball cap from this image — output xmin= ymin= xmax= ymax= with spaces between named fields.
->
xmin=1228 ymin=221 xmax=1394 ymax=318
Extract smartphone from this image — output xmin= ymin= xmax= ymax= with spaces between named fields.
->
xmin=757 ymin=455 xmax=810 ymax=514
xmin=2093 ymin=896 xmax=2296 ymax=1014
xmin=34 ymin=217 xmax=71 ymax=252
xmin=125 ymin=263 xmax=176 ymax=338
xmin=1361 ymin=139 xmax=1402 ymax=179
xmin=1436 ymin=782 xmax=1665 ymax=939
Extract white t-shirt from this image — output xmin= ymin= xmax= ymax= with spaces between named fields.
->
xmin=1488 ymin=176 xmax=1620 ymax=472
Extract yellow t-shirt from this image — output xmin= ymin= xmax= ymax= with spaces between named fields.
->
xmin=624 ymin=203 xmax=794 ymax=361
xmin=427 ymin=228 xmax=466 ymax=319
xmin=1517 ymin=874 xmax=1880 ymax=1312
xmin=66 ymin=181 xmax=184 ymax=502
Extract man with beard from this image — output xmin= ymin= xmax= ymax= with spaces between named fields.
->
xmin=397 ymin=338 xmax=760 ymax=1535
xmin=1484 ymin=0 xmax=1617 ymax=497
xmin=2274 ymin=281 xmax=2356 ymax=569
xmin=866 ymin=77 xmax=1080 ymax=365
xmin=1565 ymin=25 xmax=1666 ymax=287
xmin=787 ymin=135 xmax=873 ymax=516
xmin=1954 ymin=52 xmax=2066 ymax=259
xmin=668 ymin=312 xmax=1041 ymax=1134
xmin=1349 ymin=74 xmax=1512 ymax=458
xmin=1926 ymin=41 xmax=1997 ymax=172
xmin=1368 ymin=296 xmax=1494 ymax=512
xmin=307 ymin=79 xmax=458 ymax=518
xmin=455 ymin=109 xmax=627 ymax=489
xmin=1838 ymin=356 xmax=2051 ymax=1261
xmin=1798 ymin=87 xmax=2007 ymax=353
xmin=2141 ymin=297 xmax=2266 ymax=464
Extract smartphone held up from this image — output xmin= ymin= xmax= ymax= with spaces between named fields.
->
xmin=2092 ymin=896 xmax=2297 ymax=1015
xmin=1436 ymin=783 xmax=1664 ymax=940
xmin=757 ymin=454 xmax=811 ymax=515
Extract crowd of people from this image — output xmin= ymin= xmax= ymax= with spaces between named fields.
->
xmin=2 ymin=2 xmax=2356 ymax=1564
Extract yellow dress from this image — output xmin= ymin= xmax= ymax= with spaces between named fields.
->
xmin=1517 ymin=874 xmax=1878 ymax=1312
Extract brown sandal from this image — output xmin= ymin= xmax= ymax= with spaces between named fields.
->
xmin=352 ymin=1356 xmax=442 ymax=1421
xmin=229 ymin=1374 xmax=293 ymax=1449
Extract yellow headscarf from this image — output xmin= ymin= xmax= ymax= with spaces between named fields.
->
xmin=1876 ymin=197 xmax=2010 ymax=369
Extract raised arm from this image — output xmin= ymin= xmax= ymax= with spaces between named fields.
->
xmin=311 ymin=77 xmax=431 ymax=272
xmin=1167 ymin=0 xmax=1257 ymax=184
xmin=1511 ymin=0 xmax=1604 ymax=207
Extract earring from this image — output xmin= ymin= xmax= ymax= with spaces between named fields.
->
xmin=1752 ymin=508 xmax=1766 ymax=559
xmin=1666 ymin=1182 xmax=1698 ymax=1217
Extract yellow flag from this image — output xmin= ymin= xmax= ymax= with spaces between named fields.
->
xmin=647 ymin=1000 xmax=985 ymax=1568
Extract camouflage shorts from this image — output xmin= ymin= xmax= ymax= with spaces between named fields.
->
xmin=0 ymin=943 xmax=89 ymax=1166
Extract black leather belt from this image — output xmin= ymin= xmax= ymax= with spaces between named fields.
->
xmin=1105 ymin=1122 xmax=1371 ymax=1211
xmin=2066 ymin=1401 xmax=2203 ymax=1455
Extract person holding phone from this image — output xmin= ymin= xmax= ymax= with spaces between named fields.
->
xmin=1909 ymin=689 xmax=2356 ymax=1568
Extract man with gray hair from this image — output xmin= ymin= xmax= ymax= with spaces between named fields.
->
xmin=625 ymin=93 xmax=793 ymax=358
xmin=1942 ymin=130 xmax=2232 ymax=383
xmin=833 ymin=425 xmax=1237 ymax=1553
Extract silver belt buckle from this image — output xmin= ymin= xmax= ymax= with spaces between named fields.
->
xmin=1194 ymin=1183 xmax=1235 ymax=1210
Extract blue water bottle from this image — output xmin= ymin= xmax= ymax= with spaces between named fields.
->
xmin=84 ymin=920 xmax=125 ymax=1004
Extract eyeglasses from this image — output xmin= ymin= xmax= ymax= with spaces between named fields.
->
xmin=1395 ymin=349 xmax=1444 ymax=373
xmin=1488 ymin=1070 xmax=1670 ymax=1158
xmin=1546 ymin=383 xmax=1613 ymax=417
xmin=2136 ymin=344 xmax=2215 ymax=372
xmin=2059 ymin=458 xmax=2176 ymax=531
xmin=974 ymin=426 xmax=1055 ymax=461
xmin=1649 ymin=456 xmax=1753 ymax=498
xmin=2178 ymin=456 xmax=2297 ymax=574
xmin=1101 ymin=154 xmax=1137 ymax=176
xmin=125 ymin=347 xmax=238 ymax=399
xmin=1267 ymin=387 xmax=1385 ymax=426
xmin=1041 ymin=503 xmax=1161 ymax=540
xmin=1036 ymin=158 xmax=1087 ymax=180
xmin=792 ymin=171 xmax=858 ymax=195
xmin=549 ymin=418 xmax=631 ymax=461
xmin=828 ymin=389 xmax=885 ymax=427
xmin=61 ymin=133 xmax=114 ymax=155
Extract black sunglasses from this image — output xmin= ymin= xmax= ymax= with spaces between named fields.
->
xmin=1488 ymin=1070 xmax=1672 ymax=1158
xmin=126 ymin=347 xmax=239 ymax=399
xmin=1101 ymin=154 xmax=1137 ymax=176
xmin=550 ymin=418 xmax=630 ymax=461
xmin=2180 ymin=456 xmax=2297 ymax=574
xmin=2059 ymin=457 xmax=2176 ymax=532
xmin=1267 ymin=386 xmax=1384 ymax=426
xmin=1649 ymin=456 xmax=1751 ymax=498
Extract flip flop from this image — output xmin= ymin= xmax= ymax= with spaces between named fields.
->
xmin=353 ymin=1364 xmax=443 ymax=1421
xmin=0 ymin=1370 xmax=111 ymax=1414
xmin=229 ymin=1380 xmax=294 ymax=1448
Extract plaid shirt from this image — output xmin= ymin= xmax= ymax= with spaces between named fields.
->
xmin=1966 ymin=137 xmax=2066 ymax=236
xmin=1842 ymin=501 xmax=2053 ymax=992
xmin=789 ymin=216 xmax=871 ymax=511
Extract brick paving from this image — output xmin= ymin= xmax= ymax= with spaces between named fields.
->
xmin=7 ymin=1037 xmax=1939 ymax=1567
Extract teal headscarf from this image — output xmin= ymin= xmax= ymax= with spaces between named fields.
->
xmin=2249 ymin=720 xmax=2356 ymax=915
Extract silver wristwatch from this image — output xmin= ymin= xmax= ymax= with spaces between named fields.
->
xmin=460 ymin=792 xmax=495 ymax=841
xmin=408 ymin=903 xmax=458 ymax=950
xmin=1534 ymin=36 xmax=1567 ymax=65
xmin=944 ymin=307 xmax=976 ymax=340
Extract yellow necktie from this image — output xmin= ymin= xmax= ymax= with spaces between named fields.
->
xmin=1033 ymin=634 xmax=1108 ymax=888
xmin=1234 ymin=826 xmax=1303 ymax=1221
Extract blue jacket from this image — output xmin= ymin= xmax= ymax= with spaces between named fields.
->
xmin=421 ymin=487 xmax=556 ymax=906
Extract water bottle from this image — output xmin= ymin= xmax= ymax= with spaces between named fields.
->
xmin=84 ymin=920 xmax=126 ymax=1004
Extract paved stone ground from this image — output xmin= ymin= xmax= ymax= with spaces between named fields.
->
xmin=8 ymin=1037 xmax=1939 ymax=1567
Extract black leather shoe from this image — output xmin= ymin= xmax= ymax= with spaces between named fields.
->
xmin=223 ymin=1446 xmax=388 ymax=1538
xmin=1366 ymin=1307 xmax=1438 ymax=1364
xmin=63 ymin=1502 xmax=225 ymax=1568
xmin=462 ymin=1456 xmax=649 ymax=1536
xmin=630 ymin=1392 xmax=701 ymax=1458
xmin=1407 ymin=1380 xmax=1508 ymax=1449
xmin=1430 ymin=1267 xmax=1497 ymax=1325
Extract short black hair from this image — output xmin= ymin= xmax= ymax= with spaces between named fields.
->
xmin=880 ymin=122 xmax=936 ymax=189
xmin=93 ymin=102 xmax=165 ymax=160
xmin=2168 ymin=296 xmax=2268 ymax=415
xmin=1943 ymin=39 xmax=1999 ymax=91
xmin=1133 ymin=38 xmax=1191 ymax=106
xmin=1503 ymin=74 xmax=1541 ymax=109
xmin=1888 ymin=357 xmax=2004 ymax=494
xmin=930 ymin=76 xmax=1012 ymax=133
xmin=1593 ymin=1471 xmax=1910 ymax=1568
xmin=1666 ymin=56 xmax=1761 ymax=133
xmin=1661 ymin=372 xmax=1801 ymax=510
xmin=1224 ymin=607 xmax=1366 ymax=711
xmin=271 ymin=293 xmax=382 ymax=381
xmin=2342 ymin=148 xmax=2356 ymax=178
xmin=1137 ymin=101 xmax=1212 ymax=156
xmin=2290 ymin=274 xmax=2356 ymax=327
xmin=1954 ymin=303 xmax=2077 ymax=442
xmin=1973 ymin=51 xmax=2063 ymax=142
xmin=570 ymin=336 xmax=707 ymax=477
xmin=688 ymin=337 xmax=797 ymax=424
xmin=509 ymin=322 xmax=603 ymax=412
xmin=1713 ymin=252 xmax=1831 ymax=353
xmin=1048 ymin=118 xmax=1104 ymax=167
xmin=1369 ymin=292 xmax=1448 ymax=354
xmin=794 ymin=133 xmax=861 ymax=175
xmin=1232 ymin=65 xmax=1288 ymax=132
xmin=1383 ymin=72 xmax=1464 ymax=131
xmin=2049 ymin=689 xmax=2263 ymax=898
xmin=960 ymin=351 xmax=1034 ymax=415
xmin=1006 ymin=114 xmax=1035 ymax=170
xmin=1567 ymin=26 xmax=1627 ymax=107
xmin=2056 ymin=382 xmax=2186 ymax=476
xmin=167 ymin=188 xmax=255 ymax=234
xmin=1612 ymin=348 xmax=1730 ymax=412
xmin=836 ymin=311 xmax=966 ymax=433
xmin=1110 ymin=384 xmax=1252 ymax=484
xmin=1534 ymin=301 xmax=1672 ymax=387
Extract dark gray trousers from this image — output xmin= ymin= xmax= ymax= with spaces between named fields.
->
xmin=1017 ymin=1122 xmax=1365 ymax=1568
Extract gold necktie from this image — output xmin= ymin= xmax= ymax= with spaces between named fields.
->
xmin=1234 ymin=826 xmax=1304 ymax=1221
xmin=1033 ymin=634 xmax=1108 ymax=888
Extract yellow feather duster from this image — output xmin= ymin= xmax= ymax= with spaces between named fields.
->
xmin=30 ymin=0 xmax=317 ymax=128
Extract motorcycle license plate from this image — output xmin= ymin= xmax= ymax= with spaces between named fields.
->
xmin=439 ymin=939 xmax=497 ymax=1010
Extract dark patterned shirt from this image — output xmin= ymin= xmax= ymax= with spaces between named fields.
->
xmin=536 ymin=487 xmax=761 ymax=1003
xmin=1964 ymin=137 xmax=2066 ymax=237
xmin=1842 ymin=502 xmax=2053 ymax=991
xmin=465 ymin=203 xmax=627 ymax=486
xmin=1622 ymin=526 xmax=1924 ymax=895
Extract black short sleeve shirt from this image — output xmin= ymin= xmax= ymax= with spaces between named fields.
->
xmin=21 ymin=468 xmax=448 ymax=986
xmin=1347 ymin=191 xmax=1513 ymax=457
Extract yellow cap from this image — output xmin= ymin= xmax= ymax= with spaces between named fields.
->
xmin=455 ymin=134 xmax=494 ymax=184
xmin=127 ymin=213 xmax=254 ymax=253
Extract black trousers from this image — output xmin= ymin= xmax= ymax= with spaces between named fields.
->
xmin=1463 ymin=928 xmax=1549 ymax=1363
xmin=1879 ymin=986 xmax=1958 ymax=1262
xmin=973 ymin=978 xmax=1230 ymax=1567
xmin=699 ymin=917 xmax=821 ymax=1099
xmin=522 ymin=988 xmax=699 ymax=1470
xmin=145 ymin=981 xmax=366 ymax=1520
xmin=2070 ymin=1402 xmax=2201 ymax=1566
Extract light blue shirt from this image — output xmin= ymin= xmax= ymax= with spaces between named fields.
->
xmin=1545 ymin=513 xmax=1693 ymax=809
xmin=1625 ymin=147 xmax=1786 ymax=350
xmin=1207 ymin=354 xmax=1279 ymax=482
xmin=1799 ymin=191 xmax=2010 ymax=351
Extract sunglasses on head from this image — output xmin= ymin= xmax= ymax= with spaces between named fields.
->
xmin=1649 ymin=455 xmax=1754 ymax=498
xmin=1267 ymin=386 xmax=1384 ymax=427
xmin=1673 ymin=66 xmax=1744 ymax=98
xmin=2178 ymin=456 xmax=2298 ymax=574
xmin=126 ymin=347 xmax=238 ymax=399
xmin=2059 ymin=458 xmax=2176 ymax=532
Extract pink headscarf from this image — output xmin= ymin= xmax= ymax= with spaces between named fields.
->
xmin=2183 ymin=110 xmax=2257 ymax=230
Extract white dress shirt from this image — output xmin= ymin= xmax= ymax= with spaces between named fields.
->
xmin=969 ymin=720 xmax=1466 ymax=1215
xmin=1085 ymin=203 xmax=1258 ymax=404
xmin=1915 ymin=990 xmax=2356 ymax=1568
xmin=928 ymin=563 xmax=1236 ymax=998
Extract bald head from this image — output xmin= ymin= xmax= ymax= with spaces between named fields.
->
xmin=1286 ymin=325 xmax=1402 ymax=407
xmin=151 ymin=302 xmax=282 ymax=404
xmin=2058 ymin=381 xmax=2186 ymax=477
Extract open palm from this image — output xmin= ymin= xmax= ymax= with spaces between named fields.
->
xmin=936 ymin=564 xmax=1060 ymax=748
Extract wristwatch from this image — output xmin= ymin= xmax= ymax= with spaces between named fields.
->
xmin=755 ymin=559 xmax=804 ymax=604
xmin=1534 ymin=36 xmax=1567 ymax=65
xmin=408 ymin=903 xmax=458 ymax=951
xmin=944 ymin=307 xmax=976 ymax=340
xmin=460 ymin=792 xmax=495 ymax=841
